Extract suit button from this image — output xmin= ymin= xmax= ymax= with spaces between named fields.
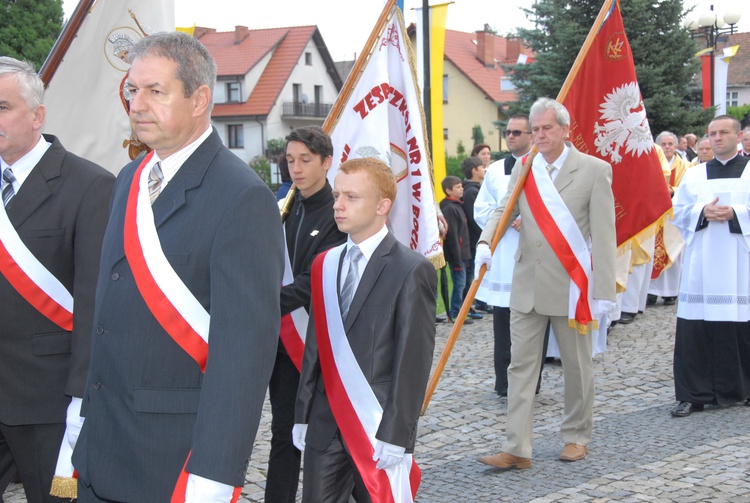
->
xmin=93 ymin=381 xmax=101 ymax=389
xmin=111 ymin=272 xmax=120 ymax=281
xmin=97 ymin=326 xmax=104 ymax=334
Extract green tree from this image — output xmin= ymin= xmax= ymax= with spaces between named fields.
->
xmin=249 ymin=156 xmax=272 ymax=186
xmin=500 ymin=0 xmax=712 ymax=136
xmin=0 ymin=0 xmax=63 ymax=70
xmin=471 ymin=125 xmax=484 ymax=146
xmin=266 ymin=137 xmax=286 ymax=159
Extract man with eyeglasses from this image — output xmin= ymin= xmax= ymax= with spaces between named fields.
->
xmin=474 ymin=114 xmax=547 ymax=398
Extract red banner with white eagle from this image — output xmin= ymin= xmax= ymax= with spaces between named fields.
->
xmin=325 ymin=4 xmax=444 ymax=268
xmin=562 ymin=0 xmax=671 ymax=250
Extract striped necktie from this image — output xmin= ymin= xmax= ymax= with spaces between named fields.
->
xmin=2 ymin=167 xmax=16 ymax=206
xmin=546 ymin=164 xmax=555 ymax=179
xmin=340 ymin=246 xmax=363 ymax=321
xmin=148 ymin=162 xmax=164 ymax=204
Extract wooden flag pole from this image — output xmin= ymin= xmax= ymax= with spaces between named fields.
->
xmin=39 ymin=0 xmax=97 ymax=86
xmin=421 ymin=0 xmax=615 ymax=415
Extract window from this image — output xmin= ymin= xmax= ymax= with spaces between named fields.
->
xmin=443 ymin=128 xmax=449 ymax=140
xmin=727 ymin=91 xmax=739 ymax=108
xmin=228 ymin=125 xmax=244 ymax=149
xmin=226 ymin=82 xmax=241 ymax=103
xmin=305 ymin=52 xmax=312 ymax=65
xmin=443 ymin=74 xmax=448 ymax=103
xmin=501 ymin=76 xmax=516 ymax=92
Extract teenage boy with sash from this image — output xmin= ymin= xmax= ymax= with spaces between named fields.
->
xmin=266 ymin=126 xmax=345 ymax=503
xmin=475 ymin=98 xmax=617 ymax=469
xmin=72 ymin=32 xmax=284 ymax=502
xmin=293 ymin=157 xmax=437 ymax=502
xmin=0 ymin=57 xmax=113 ymax=502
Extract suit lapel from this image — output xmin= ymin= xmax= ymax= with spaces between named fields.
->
xmin=553 ymin=146 xmax=579 ymax=193
xmin=5 ymin=136 xmax=64 ymax=228
xmin=343 ymin=233 xmax=396 ymax=331
xmin=150 ymin=129 xmax=223 ymax=229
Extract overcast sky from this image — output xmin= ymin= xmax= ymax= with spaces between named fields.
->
xmin=62 ymin=0 xmax=750 ymax=62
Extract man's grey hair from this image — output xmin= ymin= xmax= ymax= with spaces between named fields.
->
xmin=529 ymin=97 xmax=570 ymax=127
xmin=0 ymin=56 xmax=44 ymax=109
xmin=655 ymin=131 xmax=678 ymax=144
xmin=129 ymin=32 xmax=216 ymax=107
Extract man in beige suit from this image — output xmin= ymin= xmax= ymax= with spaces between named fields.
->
xmin=474 ymin=98 xmax=616 ymax=469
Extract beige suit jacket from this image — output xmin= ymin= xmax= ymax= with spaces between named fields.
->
xmin=479 ymin=144 xmax=617 ymax=316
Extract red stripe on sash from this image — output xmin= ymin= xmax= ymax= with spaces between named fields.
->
xmin=123 ymin=153 xmax=209 ymax=371
xmin=524 ymin=169 xmax=593 ymax=326
xmin=280 ymin=314 xmax=304 ymax=372
xmin=311 ymin=251 xmax=420 ymax=502
xmin=0 ymin=240 xmax=73 ymax=330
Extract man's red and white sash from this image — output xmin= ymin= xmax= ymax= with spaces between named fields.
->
xmin=0 ymin=203 xmax=73 ymax=330
xmin=524 ymin=160 xmax=596 ymax=333
xmin=311 ymin=246 xmax=420 ymax=503
xmin=279 ymin=230 xmax=307 ymax=371
xmin=123 ymin=152 xmax=210 ymax=370
xmin=122 ymin=153 xmax=241 ymax=503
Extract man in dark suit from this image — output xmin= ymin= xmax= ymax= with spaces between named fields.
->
xmin=72 ymin=33 xmax=283 ymax=502
xmin=475 ymin=98 xmax=616 ymax=469
xmin=0 ymin=57 xmax=114 ymax=502
xmin=293 ymin=157 xmax=436 ymax=502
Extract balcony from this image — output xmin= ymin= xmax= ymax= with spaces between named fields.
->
xmin=281 ymin=101 xmax=333 ymax=119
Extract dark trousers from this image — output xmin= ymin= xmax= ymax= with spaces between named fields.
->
xmin=302 ymin=431 xmax=370 ymax=503
xmin=0 ymin=421 xmax=67 ymax=503
xmin=266 ymin=345 xmax=302 ymax=503
xmin=493 ymin=306 xmax=549 ymax=395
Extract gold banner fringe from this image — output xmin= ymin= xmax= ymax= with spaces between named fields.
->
xmin=429 ymin=252 xmax=446 ymax=270
xmin=615 ymin=208 xmax=673 ymax=258
xmin=569 ymin=318 xmax=598 ymax=335
xmin=50 ymin=475 xmax=77 ymax=500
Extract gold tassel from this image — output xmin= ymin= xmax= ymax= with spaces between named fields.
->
xmin=50 ymin=475 xmax=77 ymax=500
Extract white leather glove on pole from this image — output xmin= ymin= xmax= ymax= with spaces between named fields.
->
xmin=292 ymin=423 xmax=308 ymax=452
xmin=185 ymin=474 xmax=235 ymax=503
xmin=474 ymin=242 xmax=493 ymax=279
xmin=65 ymin=396 xmax=84 ymax=449
xmin=372 ymin=440 xmax=405 ymax=470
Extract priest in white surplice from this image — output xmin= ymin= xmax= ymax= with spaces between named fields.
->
xmin=670 ymin=115 xmax=750 ymax=418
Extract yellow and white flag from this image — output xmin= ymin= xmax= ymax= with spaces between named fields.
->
xmin=43 ymin=0 xmax=175 ymax=173
xmin=326 ymin=4 xmax=443 ymax=267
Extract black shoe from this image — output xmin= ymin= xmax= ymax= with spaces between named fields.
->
xmin=646 ymin=294 xmax=657 ymax=306
xmin=745 ymin=398 xmax=750 ymax=406
xmin=474 ymin=304 xmax=493 ymax=314
xmin=671 ymin=401 xmax=704 ymax=417
xmin=435 ymin=316 xmax=447 ymax=323
xmin=663 ymin=296 xmax=677 ymax=306
xmin=496 ymin=390 xmax=507 ymax=397
xmin=619 ymin=312 xmax=636 ymax=324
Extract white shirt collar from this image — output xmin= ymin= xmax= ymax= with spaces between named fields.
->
xmin=1 ymin=135 xmax=52 ymax=189
xmin=346 ymin=224 xmax=389 ymax=261
xmin=148 ymin=126 xmax=212 ymax=190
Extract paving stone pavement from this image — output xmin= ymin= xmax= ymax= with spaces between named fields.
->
xmin=5 ymin=303 xmax=750 ymax=502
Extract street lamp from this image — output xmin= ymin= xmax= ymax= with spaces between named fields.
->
xmin=684 ymin=5 xmax=741 ymax=108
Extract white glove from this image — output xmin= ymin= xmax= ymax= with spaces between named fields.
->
xmin=594 ymin=299 xmax=617 ymax=318
xmin=474 ymin=242 xmax=492 ymax=278
xmin=292 ymin=423 xmax=307 ymax=452
xmin=65 ymin=397 xmax=84 ymax=449
xmin=185 ymin=473 xmax=235 ymax=503
xmin=372 ymin=440 xmax=405 ymax=470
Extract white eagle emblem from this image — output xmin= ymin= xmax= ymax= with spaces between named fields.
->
xmin=593 ymin=82 xmax=654 ymax=164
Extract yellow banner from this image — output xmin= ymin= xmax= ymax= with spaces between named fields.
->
xmin=429 ymin=3 xmax=449 ymax=202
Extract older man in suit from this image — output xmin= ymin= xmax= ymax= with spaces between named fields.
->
xmin=293 ymin=157 xmax=436 ymax=502
xmin=72 ymin=33 xmax=283 ymax=502
xmin=0 ymin=57 xmax=114 ymax=503
xmin=475 ymin=98 xmax=617 ymax=469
